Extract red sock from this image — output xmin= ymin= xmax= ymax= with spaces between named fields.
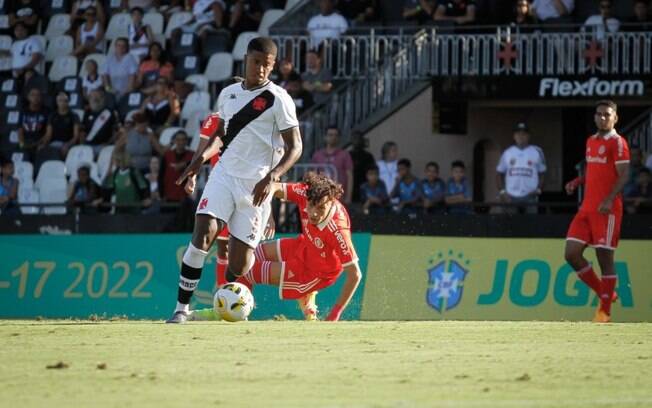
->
xmin=236 ymin=261 xmax=272 ymax=290
xmin=576 ymin=265 xmax=601 ymax=296
xmin=600 ymin=275 xmax=617 ymax=315
xmin=215 ymin=257 xmax=228 ymax=287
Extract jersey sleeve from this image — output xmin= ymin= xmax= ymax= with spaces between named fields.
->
xmin=612 ymin=136 xmax=630 ymax=164
xmin=496 ymin=150 xmax=508 ymax=173
xmin=273 ymin=90 xmax=299 ymax=132
xmin=283 ymin=182 xmax=308 ymax=206
xmin=535 ymin=146 xmax=547 ymax=173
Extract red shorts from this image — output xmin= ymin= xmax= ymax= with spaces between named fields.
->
xmin=566 ymin=211 xmax=622 ymax=250
xmin=277 ymin=238 xmax=338 ymax=300
xmin=216 ymin=226 xmax=229 ymax=240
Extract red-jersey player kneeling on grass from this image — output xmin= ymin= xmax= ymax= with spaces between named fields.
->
xmin=194 ymin=172 xmax=362 ymax=321
xmin=565 ymin=100 xmax=630 ymax=323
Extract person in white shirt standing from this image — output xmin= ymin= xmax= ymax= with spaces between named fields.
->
xmin=167 ymin=37 xmax=302 ymax=323
xmin=496 ymin=122 xmax=547 ymax=214
xmin=531 ymin=0 xmax=574 ymax=23
xmin=307 ymin=0 xmax=349 ymax=49
xmin=583 ymin=0 xmax=620 ymax=41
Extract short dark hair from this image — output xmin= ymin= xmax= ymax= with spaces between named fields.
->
xmin=452 ymin=160 xmax=465 ymax=169
xmin=426 ymin=161 xmax=439 ymax=171
xmin=303 ymin=172 xmax=343 ymax=204
xmin=130 ymin=6 xmax=144 ymax=14
xmin=596 ymin=99 xmax=618 ymax=112
xmin=326 ymin=125 xmax=339 ymax=134
xmin=367 ymin=165 xmax=379 ymax=173
xmin=247 ymin=37 xmax=277 ymax=56
xmin=398 ymin=158 xmax=411 ymax=168
xmin=640 ymin=167 xmax=651 ymax=175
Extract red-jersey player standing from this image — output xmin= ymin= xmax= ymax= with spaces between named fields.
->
xmin=565 ymin=100 xmax=631 ymax=323
xmin=236 ymin=173 xmax=362 ymax=321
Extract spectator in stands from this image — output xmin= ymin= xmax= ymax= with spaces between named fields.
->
xmin=8 ymin=0 xmax=40 ymax=36
xmin=337 ymin=0 xmax=377 ymax=27
xmin=41 ymin=92 xmax=81 ymax=159
xmin=116 ymin=112 xmax=165 ymax=173
xmin=312 ymin=126 xmax=354 ymax=204
xmin=511 ymin=0 xmax=537 ymax=27
xmin=285 ymin=72 xmax=313 ymax=116
xmin=583 ymin=0 xmax=620 ymax=41
xmin=307 ymin=0 xmax=348 ymax=49
xmin=433 ymin=0 xmax=477 ymax=26
xmin=360 ymin=166 xmax=389 ymax=215
xmin=128 ymin=7 xmax=154 ymax=62
xmin=377 ymin=141 xmax=399 ymax=198
xmin=161 ymin=130 xmax=194 ymax=202
xmin=81 ymin=90 xmax=116 ymax=154
xmin=102 ymin=37 xmax=139 ymax=98
xmin=496 ymin=122 xmax=546 ymax=214
xmin=0 ymin=160 xmax=20 ymax=216
xmin=531 ymin=0 xmax=574 ymax=24
xmin=176 ymin=0 xmax=225 ymax=40
xmin=67 ymin=165 xmax=102 ymax=213
xmin=227 ymin=0 xmax=263 ymax=37
xmin=104 ymin=150 xmax=150 ymax=214
xmin=136 ymin=42 xmax=174 ymax=94
xmin=626 ymin=0 xmax=652 ymax=31
xmin=403 ymin=0 xmax=436 ymax=25
xmin=390 ymin=158 xmax=421 ymax=215
xmin=347 ymin=130 xmax=376 ymax=203
xmin=625 ymin=147 xmax=645 ymax=196
xmin=445 ymin=160 xmax=472 ymax=214
xmin=10 ymin=22 xmax=43 ymax=80
xmin=422 ymin=161 xmax=446 ymax=214
xmin=301 ymin=49 xmax=333 ymax=105
xmin=18 ymin=88 xmax=48 ymax=163
xmin=82 ymin=59 xmax=103 ymax=100
xmin=71 ymin=0 xmax=106 ymax=32
xmin=625 ymin=168 xmax=652 ymax=214
xmin=143 ymin=156 xmax=161 ymax=214
xmin=74 ymin=6 xmax=106 ymax=58
xmin=274 ymin=59 xmax=299 ymax=89
xmin=140 ymin=77 xmax=180 ymax=134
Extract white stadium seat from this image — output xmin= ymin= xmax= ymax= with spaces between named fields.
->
xmin=0 ymin=35 xmax=11 ymax=52
xmin=204 ymin=52 xmax=233 ymax=83
xmin=64 ymin=145 xmax=95 ymax=177
xmin=18 ymin=187 xmax=40 ymax=215
xmin=96 ymin=145 xmax=115 ymax=182
xmin=181 ymin=91 xmax=210 ymax=123
xmin=44 ymin=14 xmax=71 ymax=38
xmin=285 ymin=0 xmax=302 ymax=11
xmin=143 ymin=11 xmax=164 ymax=35
xmin=165 ymin=12 xmax=193 ymax=39
xmin=185 ymin=74 xmax=209 ymax=92
xmin=79 ymin=53 xmax=106 ymax=77
xmin=40 ymin=183 xmax=68 ymax=215
xmin=45 ymin=35 xmax=73 ymax=62
xmin=184 ymin=109 xmax=209 ymax=140
xmin=35 ymin=160 xmax=66 ymax=191
xmin=13 ymin=161 xmax=34 ymax=190
xmin=258 ymin=9 xmax=284 ymax=36
xmin=232 ymin=32 xmax=258 ymax=61
xmin=49 ymin=55 xmax=78 ymax=82
xmin=105 ymin=13 xmax=131 ymax=40
xmin=159 ymin=127 xmax=184 ymax=147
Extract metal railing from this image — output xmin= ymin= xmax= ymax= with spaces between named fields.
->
xmin=622 ymin=108 xmax=652 ymax=153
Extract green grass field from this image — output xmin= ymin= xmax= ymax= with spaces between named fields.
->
xmin=1 ymin=320 xmax=651 ymax=408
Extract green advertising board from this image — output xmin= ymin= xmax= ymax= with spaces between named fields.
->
xmin=361 ymin=236 xmax=652 ymax=322
xmin=0 ymin=234 xmax=371 ymax=320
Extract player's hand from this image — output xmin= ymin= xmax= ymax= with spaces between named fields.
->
xmin=176 ymin=158 xmax=203 ymax=186
xmin=263 ymin=216 xmax=275 ymax=240
xmin=598 ymin=197 xmax=614 ymax=214
xmin=565 ymin=181 xmax=576 ymax=195
xmin=252 ymin=173 xmax=278 ymax=206
xmin=184 ymin=174 xmax=197 ymax=195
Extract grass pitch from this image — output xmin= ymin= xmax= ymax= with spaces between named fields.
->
xmin=1 ymin=321 xmax=651 ymax=408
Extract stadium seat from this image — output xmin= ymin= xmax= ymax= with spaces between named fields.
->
xmin=285 ymin=0 xmax=302 ymax=11
xmin=96 ymin=145 xmax=114 ymax=181
xmin=49 ymin=56 xmax=78 ymax=82
xmin=180 ymin=91 xmax=210 ymax=123
xmin=105 ymin=0 xmax=122 ymax=14
xmin=18 ymin=187 xmax=40 ymax=215
xmin=164 ymin=12 xmax=193 ymax=39
xmin=174 ymin=55 xmax=201 ymax=80
xmin=232 ymin=32 xmax=259 ymax=61
xmin=0 ymin=92 xmax=20 ymax=110
xmin=44 ymin=14 xmax=71 ymax=38
xmin=105 ymin=13 xmax=131 ymax=41
xmin=258 ymin=9 xmax=284 ymax=36
xmin=64 ymin=145 xmax=95 ymax=177
xmin=73 ymin=109 xmax=84 ymax=121
xmin=1 ymin=78 xmax=17 ymax=92
xmin=58 ymin=76 xmax=82 ymax=93
xmin=13 ymin=160 xmax=34 ymax=190
xmin=204 ymin=52 xmax=233 ymax=83
xmin=40 ymin=182 xmax=68 ymax=215
xmin=45 ymin=35 xmax=74 ymax=62
xmin=185 ymin=74 xmax=209 ymax=92
xmin=143 ymin=11 xmax=164 ymax=36
xmin=200 ymin=30 xmax=231 ymax=59
xmin=35 ymin=160 xmax=66 ymax=191
xmin=0 ymin=35 xmax=11 ymax=53
xmin=44 ymin=0 xmax=69 ymax=18
xmin=0 ymin=16 xmax=9 ymax=32
xmin=159 ymin=126 xmax=184 ymax=147
xmin=184 ymin=109 xmax=209 ymax=140
xmin=170 ymin=32 xmax=198 ymax=58
xmin=79 ymin=53 xmax=106 ymax=77
xmin=117 ymin=92 xmax=144 ymax=121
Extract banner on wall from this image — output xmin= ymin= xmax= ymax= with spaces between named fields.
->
xmin=0 ymin=234 xmax=371 ymax=320
xmin=361 ymin=236 xmax=652 ymax=322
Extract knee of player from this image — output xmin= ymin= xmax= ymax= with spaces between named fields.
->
xmin=564 ymin=247 xmax=580 ymax=265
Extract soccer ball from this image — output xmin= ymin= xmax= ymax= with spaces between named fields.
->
xmin=213 ymin=283 xmax=254 ymax=322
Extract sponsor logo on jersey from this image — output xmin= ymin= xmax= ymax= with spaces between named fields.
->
xmin=598 ymin=145 xmax=606 ymax=154
xmin=313 ymin=238 xmax=324 ymax=249
xmin=334 ymin=230 xmax=350 ymax=256
xmin=199 ymin=198 xmax=208 ymax=210
xmin=586 ymin=155 xmax=608 ymax=164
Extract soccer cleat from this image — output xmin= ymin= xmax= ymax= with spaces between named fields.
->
xmin=188 ymin=308 xmax=221 ymax=321
xmin=297 ymin=292 xmax=318 ymax=321
xmin=592 ymin=308 xmax=611 ymax=323
xmin=166 ymin=311 xmax=189 ymax=324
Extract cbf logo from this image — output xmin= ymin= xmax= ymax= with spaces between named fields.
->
xmin=426 ymin=250 xmax=470 ymax=313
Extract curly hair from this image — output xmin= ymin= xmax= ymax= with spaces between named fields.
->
xmin=303 ymin=172 xmax=343 ymax=204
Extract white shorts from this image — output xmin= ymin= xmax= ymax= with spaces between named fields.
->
xmin=196 ymin=166 xmax=271 ymax=248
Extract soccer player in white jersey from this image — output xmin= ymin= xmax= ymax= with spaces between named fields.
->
xmin=167 ymin=37 xmax=302 ymax=323
xmin=496 ymin=122 xmax=547 ymax=214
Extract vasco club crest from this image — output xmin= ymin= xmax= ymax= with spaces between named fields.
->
xmin=426 ymin=250 xmax=470 ymax=313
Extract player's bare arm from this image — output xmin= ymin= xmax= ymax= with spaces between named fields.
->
xmin=327 ymin=261 xmax=362 ymax=322
xmin=176 ymin=118 xmax=225 ymax=187
xmin=252 ymin=127 xmax=303 ymax=206
xmin=598 ymin=162 xmax=630 ymax=213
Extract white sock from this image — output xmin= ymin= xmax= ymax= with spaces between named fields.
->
xmin=175 ymin=302 xmax=190 ymax=313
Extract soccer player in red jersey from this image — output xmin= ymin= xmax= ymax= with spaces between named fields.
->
xmin=236 ymin=172 xmax=362 ymax=321
xmin=565 ymin=100 xmax=631 ymax=323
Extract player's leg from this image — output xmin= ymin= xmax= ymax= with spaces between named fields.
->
xmin=565 ymin=213 xmax=602 ymax=297
xmin=595 ymin=247 xmax=616 ymax=322
xmin=214 ymin=230 xmax=229 ymax=288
